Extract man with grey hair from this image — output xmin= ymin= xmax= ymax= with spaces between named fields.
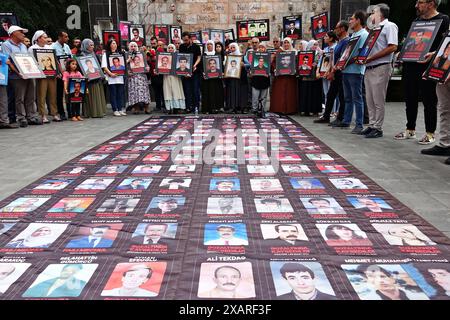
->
xmin=394 ymin=0 xmax=449 ymax=145
xmin=359 ymin=3 xmax=398 ymax=139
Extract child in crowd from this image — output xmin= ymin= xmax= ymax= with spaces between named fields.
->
xmin=63 ymin=59 xmax=85 ymax=121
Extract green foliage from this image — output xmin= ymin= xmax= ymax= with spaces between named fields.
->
xmin=0 ymin=0 xmax=90 ymax=41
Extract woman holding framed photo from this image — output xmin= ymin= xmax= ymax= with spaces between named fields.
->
xmin=162 ymin=44 xmax=186 ymax=114
xmin=79 ymin=39 xmax=106 ymax=118
xmin=201 ymin=40 xmax=224 ymax=114
xmin=224 ymin=43 xmax=248 ymax=114
xmin=126 ymin=42 xmax=151 ymax=114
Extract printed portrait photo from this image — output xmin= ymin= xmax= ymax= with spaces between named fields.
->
xmin=5 ymin=223 xmax=68 ymax=249
xmin=0 ymin=263 xmax=32 ymax=295
xmin=372 ymin=223 xmax=436 ymax=246
xmin=132 ymin=165 xmax=162 ymax=175
xmin=48 ymin=197 xmax=95 ymax=213
xmin=250 ymin=179 xmax=283 ymax=192
xmin=79 ymin=154 xmax=108 ymax=162
xmin=197 ymin=262 xmax=256 ymax=298
xmin=282 ymin=164 xmax=312 ymax=175
xmin=145 ymin=196 xmax=185 ymax=214
xmin=290 ymin=178 xmax=325 ymax=190
xmin=301 ymin=197 xmax=346 ymax=215
xmin=116 ymin=178 xmax=152 ymax=191
xmin=204 ymin=223 xmax=248 ymax=246
xmin=347 ymin=196 xmax=392 ymax=212
xmin=270 ymin=261 xmax=336 ymax=300
xmin=254 ymin=198 xmax=294 ymax=213
xmin=96 ymin=165 xmax=128 ymax=175
xmin=65 ymin=223 xmax=123 ymax=249
xmin=317 ymin=164 xmax=349 ymax=174
xmin=207 ymin=197 xmax=244 ymax=215
xmin=131 ymin=223 xmax=177 ymax=246
xmin=209 ymin=178 xmax=241 ymax=192
xmin=33 ymin=179 xmax=74 ymax=191
xmin=22 ymin=263 xmax=98 ymax=298
xmin=96 ymin=198 xmax=140 ymax=213
xmin=316 ymin=223 xmax=373 ymax=246
xmin=0 ymin=197 xmax=50 ymax=213
xmin=159 ymin=178 xmax=192 ymax=190
xmin=329 ymin=178 xmax=368 ymax=190
xmin=75 ymin=178 xmax=115 ymax=190
xmin=261 ymin=223 xmax=308 ymax=242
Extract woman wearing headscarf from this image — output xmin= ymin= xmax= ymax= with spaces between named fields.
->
xmin=29 ymin=30 xmax=61 ymax=123
xmin=201 ymin=40 xmax=224 ymax=114
xmin=298 ymin=39 xmax=323 ymax=116
xmin=270 ymin=37 xmax=298 ymax=115
xmin=162 ymin=44 xmax=186 ymax=114
xmin=80 ymin=39 xmax=106 ymax=118
xmin=224 ymin=42 xmax=248 ymax=113
xmin=126 ymin=42 xmax=151 ymax=114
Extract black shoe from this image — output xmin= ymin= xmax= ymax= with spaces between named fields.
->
xmin=0 ymin=122 xmax=19 ymax=129
xmin=19 ymin=120 xmax=28 ymax=128
xmin=360 ymin=127 xmax=374 ymax=135
xmin=60 ymin=115 xmax=67 ymax=121
xmin=28 ymin=119 xmax=43 ymax=125
xmin=329 ymin=119 xmax=341 ymax=127
xmin=314 ymin=117 xmax=330 ymax=124
xmin=333 ymin=122 xmax=350 ymax=128
xmin=421 ymin=145 xmax=450 ymax=156
xmin=365 ymin=129 xmax=383 ymax=139
xmin=445 ymin=157 xmax=450 ymax=165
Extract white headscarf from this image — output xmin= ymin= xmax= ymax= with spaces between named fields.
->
xmin=307 ymin=39 xmax=322 ymax=53
xmin=128 ymin=41 xmax=139 ymax=52
xmin=298 ymin=40 xmax=309 ymax=51
xmin=205 ymin=40 xmax=216 ymax=56
xmin=228 ymin=42 xmax=241 ymax=55
xmin=167 ymin=43 xmax=177 ymax=52
xmin=32 ymin=30 xmax=46 ymax=45
xmin=282 ymin=37 xmax=297 ymax=53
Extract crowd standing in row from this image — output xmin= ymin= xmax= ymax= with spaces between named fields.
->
xmin=0 ymin=2 xmax=449 ymax=163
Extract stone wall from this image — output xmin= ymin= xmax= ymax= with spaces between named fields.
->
xmin=127 ymin=0 xmax=331 ymax=42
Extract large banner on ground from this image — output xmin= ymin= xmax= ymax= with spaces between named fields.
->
xmin=0 ymin=116 xmax=449 ymax=300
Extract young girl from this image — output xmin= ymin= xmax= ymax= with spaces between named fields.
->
xmin=63 ymin=59 xmax=84 ymax=121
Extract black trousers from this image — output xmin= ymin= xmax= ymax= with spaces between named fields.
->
xmin=403 ymin=62 xmax=437 ymax=133
xmin=323 ymin=72 xmax=345 ymax=121
xmin=56 ymin=78 xmax=67 ymax=118
xmin=151 ymin=75 xmax=164 ymax=110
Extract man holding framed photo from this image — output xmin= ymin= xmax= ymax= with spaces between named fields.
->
xmin=1 ymin=25 xmax=42 ymax=127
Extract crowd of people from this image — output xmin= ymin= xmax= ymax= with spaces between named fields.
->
xmin=0 ymin=2 xmax=449 ymax=163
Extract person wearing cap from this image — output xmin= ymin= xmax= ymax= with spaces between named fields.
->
xmin=1 ymin=25 xmax=42 ymax=127
xmin=29 ymin=30 xmax=61 ymax=123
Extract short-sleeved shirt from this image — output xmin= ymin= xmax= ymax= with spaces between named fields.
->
xmin=101 ymin=53 xmax=124 ymax=85
xmin=366 ymin=19 xmax=398 ymax=67
xmin=52 ymin=41 xmax=72 ymax=57
xmin=334 ymin=36 xmax=350 ymax=62
xmin=343 ymin=28 xmax=369 ymax=75
xmin=179 ymin=42 xmax=202 ymax=74
xmin=1 ymin=39 xmax=28 ymax=80
xmin=63 ymin=71 xmax=83 ymax=82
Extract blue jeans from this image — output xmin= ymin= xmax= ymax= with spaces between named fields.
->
xmin=182 ymin=72 xmax=200 ymax=110
xmin=342 ymin=73 xmax=364 ymax=128
xmin=109 ymin=84 xmax=125 ymax=112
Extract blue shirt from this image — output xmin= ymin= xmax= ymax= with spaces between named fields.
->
xmin=52 ymin=41 xmax=72 ymax=57
xmin=1 ymin=39 xmax=28 ymax=79
xmin=334 ymin=36 xmax=350 ymax=62
xmin=343 ymin=28 xmax=369 ymax=75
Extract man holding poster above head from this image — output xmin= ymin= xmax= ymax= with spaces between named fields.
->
xmin=359 ymin=4 xmax=398 ymax=139
xmin=394 ymin=0 xmax=449 ymax=145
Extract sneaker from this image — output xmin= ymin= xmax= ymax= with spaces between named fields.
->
xmin=360 ymin=127 xmax=374 ymax=136
xmin=71 ymin=117 xmax=79 ymax=121
xmin=351 ymin=127 xmax=364 ymax=134
xmin=421 ymin=145 xmax=450 ymax=156
xmin=77 ymin=116 xmax=84 ymax=121
xmin=19 ymin=120 xmax=28 ymax=128
xmin=113 ymin=111 xmax=121 ymax=117
xmin=42 ymin=117 xmax=50 ymax=124
xmin=120 ymin=110 xmax=127 ymax=116
xmin=365 ymin=129 xmax=383 ymax=139
xmin=314 ymin=117 xmax=330 ymax=124
xmin=394 ymin=130 xmax=416 ymax=140
xmin=53 ymin=115 xmax=62 ymax=122
xmin=418 ymin=133 xmax=435 ymax=145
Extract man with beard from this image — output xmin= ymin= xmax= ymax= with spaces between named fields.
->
xmin=66 ymin=225 xmax=113 ymax=248
xmin=265 ymin=224 xmax=306 ymax=247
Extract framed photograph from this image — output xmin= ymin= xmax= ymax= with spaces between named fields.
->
xmin=107 ymin=52 xmax=126 ymax=75
xmin=211 ymin=29 xmax=224 ymax=44
xmin=275 ymin=51 xmax=296 ymax=76
xmin=57 ymin=54 xmax=71 ymax=74
xmin=283 ymin=15 xmax=302 ymax=39
xmin=357 ymin=26 xmax=383 ymax=64
xmin=156 ymin=52 xmax=173 ymax=75
xmin=189 ymin=31 xmax=201 ymax=42
xmin=173 ymin=53 xmax=192 ymax=77
xmin=102 ymin=30 xmax=120 ymax=46
xmin=424 ymin=30 xmax=450 ymax=83
xmin=10 ymin=53 xmax=46 ymax=79
xmin=0 ymin=13 xmax=19 ymax=41
xmin=33 ymin=48 xmax=59 ymax=78
xmin=318 ymin=51 xmax=333 ymax=77
xmin=297 ymin=51 xmax=315 ymax=76
xmin=250 ymin=52 xmax=270 ymax=77
xmin=224 ymin=29 xmax=235 ymax=43
xmin=77 ymin=54 xmax=104 ymax=81
xmin=129 ymin=24 xmax=146 ymax=47
xmin=128 ymin=51 xmax=147 ymax=74
xmin=224 ymin=55 xmax=242 ymax=79
xmin=311 ymin=12 xmax=329 ymax=40
xmin=335 ymin=36 xmax=361 ymax=70
xmin=68 ymin=78 xmax=87 ymax=103
xmin=119 ymin=21 xmax=131 ymax=42
xmin=203 ymin=55 xmax=223 ymax=79
xmin=399 ymin=19 xmax=443 ymax=62
xmin=201 ymin=29 xmax=211 ymax=44
xmin=236 ymin=19 xmax=270 ymax=42
xmin=0 ymin=52 xmax=9 ymax=86
xmin=170 ymin=25 xmax=182 ymax=44
xmin=153 ymin=24 xmax=168 ymax=45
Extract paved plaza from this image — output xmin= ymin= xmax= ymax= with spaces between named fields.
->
xmin=1 ymin=102 xmax=449 ymax=238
